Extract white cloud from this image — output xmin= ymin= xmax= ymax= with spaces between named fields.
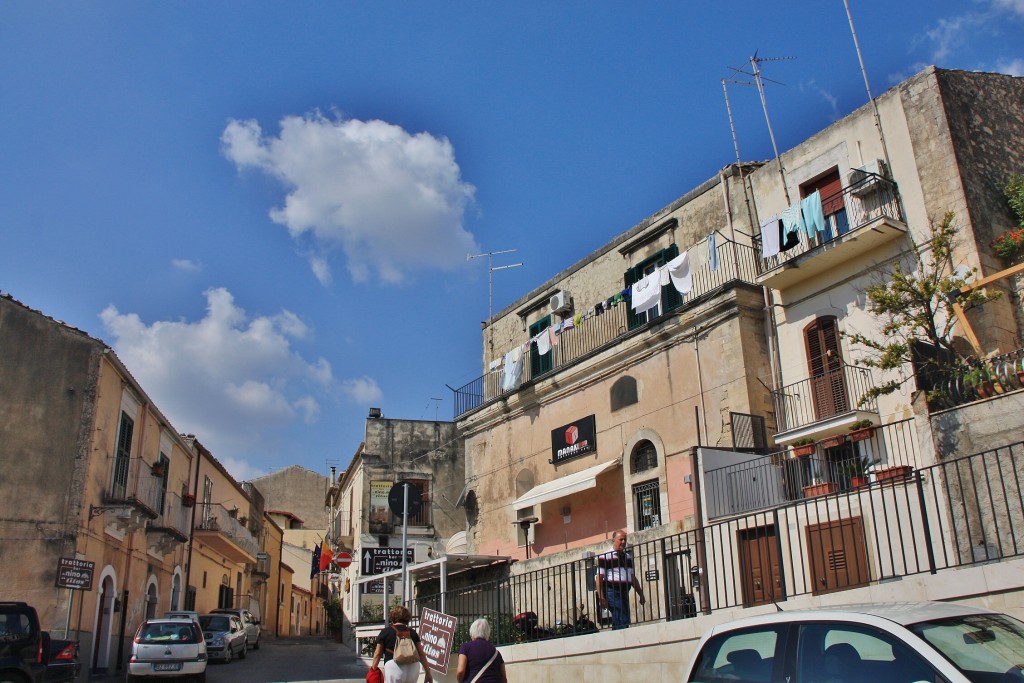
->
xmin=992 ymin=0 xmax=1024 ymax=16
xmin=996 ymin=57 xmax=1024 ymax=75
xmin=99 ymin=287 xmax=333 ymax=461
xmin=217 ymin=456 xmax=269 ymax=482
xmin=172 ymin=258 xmax=201 ymax=271
xmin=340 ymin=376 xmax=384 ymax=404
xmin=221 ymin=112 xmax=480 ymax=285
xmin=923 ymin=15 xmax=976 ymax=61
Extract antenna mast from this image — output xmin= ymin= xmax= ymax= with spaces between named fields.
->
xmin=468 ymin=249 xmax=523 ymax=370
xmin=749 ymin=52 xmax=797 ymax=204
xmin=842 ymin=0 xmax=892 ymax=172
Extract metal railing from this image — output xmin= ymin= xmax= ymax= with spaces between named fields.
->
xmin=104 ymin=456 xmax=164 ymax=516
xmin=149 ymin=491 xmax=191 ymax=538
xmin=933 ymin=349 xmax=1024 ymax=409
xmin=754 ymin=173 xmax=903 ymax=273
xmin=450 ymin=239 xmax=763 ymax=419
xmin=771 ymin=363 xmax=878 ymax=433
xmin=409 ymin=439 xmax=1024 ymax=643
xmin=195 ymin=503 xmax=259 ymax=557
xmin=703 ymin=417 xmax=920 ymax=519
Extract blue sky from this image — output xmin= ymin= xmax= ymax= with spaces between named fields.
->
xmin=2 ymin=1 xmax=1021 ymax=481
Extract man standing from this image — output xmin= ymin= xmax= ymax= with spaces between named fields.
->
xmin=595 ymin=530 xmax=645 ymax=629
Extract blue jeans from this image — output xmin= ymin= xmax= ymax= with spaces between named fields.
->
xmin=605 ymin=586 xmax=631 ymax=630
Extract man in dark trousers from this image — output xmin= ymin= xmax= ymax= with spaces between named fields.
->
xmin=595 ymin=529 xmax=645 ymax=629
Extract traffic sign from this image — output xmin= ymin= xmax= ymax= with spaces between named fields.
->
xmin=335 ymin=552 xmax=353 ymax=569
xmin=361 ymin=547 xmax=415 ymax=575
xmin=388 ymin=482 xmax=422 ymax=517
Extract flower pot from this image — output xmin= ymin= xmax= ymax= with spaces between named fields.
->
xmin=876 ymin=465 xmax=913 ymax=483
xmin=181 ymin=494 xmax=196 ymax=508
xmin=820 ymin=434 xmax=847 ymax=449
xmin=803 ymin=482 xmax=838 ymax=498
xmin=150 ymin=463 xmax=166 ymax=477
xmin=849 ymin=427 xmax=875 ymax=442
xmin=792 ymin=444 xmax=816 ymax=458
xmin=851 ymin=475 xmax=869 ymax=489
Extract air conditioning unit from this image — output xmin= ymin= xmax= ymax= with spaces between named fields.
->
xmin=847 ymin=159 xmax=888 ymax=196
xmin=549 ymin=290 xmax=572 ymax=314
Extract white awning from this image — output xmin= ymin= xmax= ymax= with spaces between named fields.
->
xmin=512 ymin=458 xmax=622 ymax=511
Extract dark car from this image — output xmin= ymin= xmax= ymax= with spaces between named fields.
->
xmin=209 ymin=608 xmax=261 ymax=650
xmin=0 ymin=601 xmax=51 ymax=683
xmin=45 ymin=639 xmax=80 ymax=683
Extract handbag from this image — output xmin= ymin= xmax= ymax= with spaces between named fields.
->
xmin=366 ymin=666 xmax=384 ymax=683
xmin=469 ymin=649 xmax=498 ymax=683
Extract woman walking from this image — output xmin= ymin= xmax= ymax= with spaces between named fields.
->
xmin=456 ymin=618 xmax=506 ymax=683
xmin=370 ymin=606 xmax=434 ymax=683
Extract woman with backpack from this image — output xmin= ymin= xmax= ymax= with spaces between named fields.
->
xmin=370 ymin=605 xmax=433 ymax=683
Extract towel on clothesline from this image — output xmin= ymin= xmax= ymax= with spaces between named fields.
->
xmin=666 ymin=251 xmax=692 ymax=295
xmin=631 ymin=271 xmax=661 ymax=315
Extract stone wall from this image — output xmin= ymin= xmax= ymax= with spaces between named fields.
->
xmin=251 ymin=465 xmax=329 ymax=529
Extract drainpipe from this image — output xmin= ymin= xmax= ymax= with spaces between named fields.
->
xmin=117 ymin=397 xmax=149 ymax=673
xmin=720 ymin=170 xmax=739 ymax=272
xmin=184 ymin=439 xmax=201 ymax=610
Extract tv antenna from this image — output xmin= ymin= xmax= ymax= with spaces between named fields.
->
xmin=468 ymin=249 xmax=523 ymax=367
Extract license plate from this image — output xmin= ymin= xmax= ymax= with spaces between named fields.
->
xmin=153 ymin=662 xmax=183 ymax=672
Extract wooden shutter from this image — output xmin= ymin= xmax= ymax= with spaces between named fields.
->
xmin=806 ymin=317 xmax=848 ymax=419
xmin=801 ymin=170 xmax=844 ymax=216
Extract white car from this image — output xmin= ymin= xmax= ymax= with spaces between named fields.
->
xmin=683 ymin=602 xmax=1024 ymax=683
xmin=197 ymin=614 xmax=247 ymax=663
xmin=127 ymin=618 xmax=207 ymax=682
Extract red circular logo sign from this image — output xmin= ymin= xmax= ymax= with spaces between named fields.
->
xmin=565 ymin=426 xmax=579 ymax=445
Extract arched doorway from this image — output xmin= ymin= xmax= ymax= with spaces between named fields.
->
xmin=146 ymin=582 xmax=158 ymax=620
xmin=171 ymin=572 xmax=181 ymax=611
xmin=92 ymin=575 xmax=116 ymax=673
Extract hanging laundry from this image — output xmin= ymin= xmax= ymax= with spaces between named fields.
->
xmin=562 ymin=318 xmax=575 ymax=331
xmin=666 ymin=250 xmax=693 ymax=295
xmin=659 ymin=265 xmax=671 ymax=286
xmin=781 ymin=204 xmax=805 ymax=239
xmin=573 ymin=312 xmax=583 ymax=327
xmin=801 ymin=190 xmax=825 ymax=237
xmin=488 ymin=357 xmax=502 ymax=372
xmin=500 ymin=346 xmax=524 ymax=391
xmin=535 ymin=327 xmax=552 ymax=356
xmin=760 ymin=217 xmax=782 ymax=258
xmin=631 ymin=271 xmax=661 ymax=314
xmin=619 ymin=289 xmax=630 ymax=303
xmin=707 ymin=233 xmax=719 ymax=272
xmin=780 ymin=218 xmax=801 ymax=252
xmin=548 ymin=326 xmax=559 ymax=347
xmin=594 ymin=302 xmax=604 ymax=316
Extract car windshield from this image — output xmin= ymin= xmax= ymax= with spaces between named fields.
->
xmin=139 ymin=623 xmax=199 ymax=644
xmin=909 ymin=613 xmax=1024 ymax=682
xmin=199 ymin=616 xmax=231 ymax=633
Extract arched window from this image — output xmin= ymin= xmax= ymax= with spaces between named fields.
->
xmin=610 ymin=376 xmax=639 ymax=411
xmin=630 ymin=440 xmax=658 ymax=474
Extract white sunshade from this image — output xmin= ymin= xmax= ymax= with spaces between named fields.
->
xmin=512 ymin=458 xmax=622 ymax=511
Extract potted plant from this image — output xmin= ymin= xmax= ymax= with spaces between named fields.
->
xmin=150 ymin=461 xmax=166 ymax=477
xmin=964 ymin=363 xmax=997 ymax=399
xmin=848 ymin=419 xmax=875 ymax=442
xmin=819 ymin=433 xmax=847 ymax=449
xmin=876 ymin=464 xmax=914 ymax=483
xmin=840 ymin=456 xmax=872 ymax=488
xmin=791 ymin=437 xmax=817 ymax=458
xmin=181 ymin=493 xmax=196 ymax=508
xmin=802 ymin=477 xmax=838 ymax=498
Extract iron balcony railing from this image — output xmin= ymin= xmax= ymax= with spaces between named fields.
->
xmin=703 ymin=417 xmax=920 ymax=519
xmin=148 ymin=491 xmax=192 ymax=540
xmin=753 ymin=173 xmax=904 ymax=274
xmin=104 ymin=456 xmax=164 ymax=517
xmin=771 ymin=363 xmax=878 ymax=433
xmin=450 ymin=238 xmax=762 ymax=419
xmin=407 ymin=439 xmax=1024 ymax=644
xmin=195 ymin=503 xmax=259 ymax=557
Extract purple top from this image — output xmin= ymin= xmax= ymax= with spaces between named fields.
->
xmin=458 ymin=638 xmax=503 ymax=683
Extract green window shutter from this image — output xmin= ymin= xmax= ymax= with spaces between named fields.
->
xmin=662 ymin=243 xmax=682 ymax=312
xmin=529 ymin=316 xmax=552 ymax=378
xmin=624 ymin=265 xmax=641 ymax=330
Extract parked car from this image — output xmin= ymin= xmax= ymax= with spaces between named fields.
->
xmin=683 ymin=601 xmax=1024 ymax=683
xmin=45 ymin=639 xmax=80 ymax=683
xmin=0 ymin=601 xmax=50 ymax=683
xmin=127 ymin=618 xmax=207 ymax=682
xmin=163 ymin=611 xmax=201 ymax=624
xmin=209 ymin=608 xmax=261 ymax=650
xmin=197 ymin=614 xmax=246 ymax=663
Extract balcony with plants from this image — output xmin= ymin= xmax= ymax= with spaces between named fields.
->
xmin=194 ymin=502 xmax=259 ymax=562
xmin=754 ymin=172 xmax=906 ymax=290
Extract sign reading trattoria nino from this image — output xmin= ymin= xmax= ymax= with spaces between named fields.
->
xmin=55 ymin=557 xmax=95 ymax=590
xmin=550 ymin=414 xmax=597 ymax=465
xmin=417 ymin=608 xmax=457 ymax=674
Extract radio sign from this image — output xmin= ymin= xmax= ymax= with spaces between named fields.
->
xmin=550 ymin=415 xmax=597 ymax=465
xmin=55 ymin=557 xmax=95 ymax=590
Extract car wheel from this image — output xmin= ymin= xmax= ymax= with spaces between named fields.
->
xmin=224 ymin=645 xmax=232 ymax=664
xmin=253 ymin=634 xmax=260 ymax=650
xmin=240 ymin=640 xmax=247 ymax=659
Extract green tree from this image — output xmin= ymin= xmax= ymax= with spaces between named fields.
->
xmin=846 ymin=211 xmax=1000 ymax=403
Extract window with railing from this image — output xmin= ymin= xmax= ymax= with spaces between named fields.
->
xmin=632 ymin=479 xmax=661 ymax=530
xmin=111 ymin=410 xmax=134 ymax=500
xmin=625 ymin=244 xmax=682 ymax=330
xmin=402 ymin=479 xmax=431 ymax=527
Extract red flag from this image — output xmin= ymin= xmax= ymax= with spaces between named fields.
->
xmin=319 ymin=543 xmax=333 ymax=572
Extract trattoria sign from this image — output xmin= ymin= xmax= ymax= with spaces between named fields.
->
xmin=551 ymin=415 xmax=597 ymax=465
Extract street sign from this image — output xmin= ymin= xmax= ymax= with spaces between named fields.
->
xmin=55 ymin=557 xmax=95 ymax=590
xmin=387 ymin=482 xmax=422 ymax=517
xmin=361 ymin=547 xmax=415 ymax=575
xmin=418 ymin=608 xmax=457 ymax=674
xmin=335 ymin=552 xmax=353 ymax=569
xmin=360 ymin=579 xmax=385 ymax=595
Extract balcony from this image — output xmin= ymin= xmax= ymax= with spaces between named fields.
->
xmin=755 ymin=174 xmax=907 ymax=290
xmin=703 ymin=418 xmax=920 ymax=519
xmin=193 ymin=503 xmax=258 ymax=563
xmin=93 ymin=457 xmax=165 ymax=532
xmin=450 ymin=239 xmax=762 ymax=419
xmin=146 ymin=492 xmax=191 ymax=553
xmin=771 ymin=363 xmax=879 ymax=440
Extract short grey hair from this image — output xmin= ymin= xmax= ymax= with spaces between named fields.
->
xmin=469 ymin=618 xmax=491 ymax=640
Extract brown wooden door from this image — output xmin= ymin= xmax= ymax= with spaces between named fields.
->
xmin=738 ymin=526 xmax=783 ymax=607
xmin=806 ymin=516 xmax=870 ymax=595
xmin=806 ymin=317 xmax=848 ymax=420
